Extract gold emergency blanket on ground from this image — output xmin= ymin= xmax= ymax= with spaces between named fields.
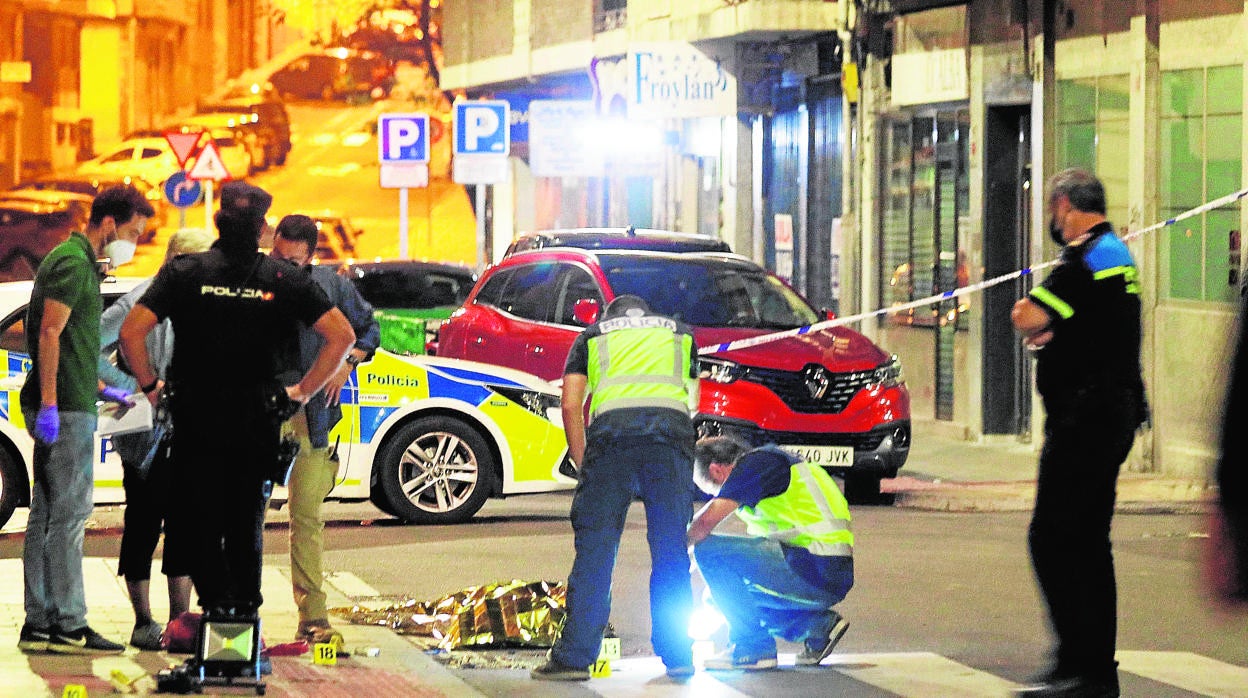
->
xmin=330 ymin=579 xmax=565 ymax=649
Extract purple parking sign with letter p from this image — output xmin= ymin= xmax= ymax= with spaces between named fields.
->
xmin=378 ymin=113 xmax=429 ymax=164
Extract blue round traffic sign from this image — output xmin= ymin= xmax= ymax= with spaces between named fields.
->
xmin=164 ymin=171 xmax=203 ymax=208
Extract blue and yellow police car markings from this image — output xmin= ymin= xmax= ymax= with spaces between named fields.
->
xmin=1 ymin=349 xmax=30 ymax=427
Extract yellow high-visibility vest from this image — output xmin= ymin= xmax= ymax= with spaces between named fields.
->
xmin=736 ymin=461 xmax=854 ymax=557
xmin=586 ymin=315 xmax=695 ymax=418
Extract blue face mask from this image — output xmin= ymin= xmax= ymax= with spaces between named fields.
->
xmin=103 ymin=239 xmax=136 ymax=267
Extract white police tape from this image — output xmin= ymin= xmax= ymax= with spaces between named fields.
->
xmin=700 ymin=186 xmax=1248 ymax=356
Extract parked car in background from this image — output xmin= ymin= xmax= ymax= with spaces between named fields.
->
xmin=267 ymin=47 xmax=396 ymax=101
xmin=0 ymin=190 xmax=92 ymax=279
xmin=75 ymin=137 xmax=180 ymax=188
xmin=505 ymin=227 xmax=733 ymax=256
xmin=8 ymin=173 xmax=167 ymax=241
xmin=195 ymin=96 xmax=292 ymax=167
xmin=439 ymin=245 xmax=911 ymax=500
xmin=341 ymin=259 xmax=475 ymax=355
xmin=304 ymin=213 xmax=363 ymax=254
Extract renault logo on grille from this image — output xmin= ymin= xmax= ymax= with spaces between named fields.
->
xmin=803 ymin=365 xmax=831 ymax=400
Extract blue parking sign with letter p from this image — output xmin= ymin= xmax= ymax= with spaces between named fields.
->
xmin=378 ymin=113 xmax=429 ymax=163
xmin=454 ymin=101 xmax=509 ymax=156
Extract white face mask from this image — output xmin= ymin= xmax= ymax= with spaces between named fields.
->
xmin=103 ymin=239 xmax=136 ymax=267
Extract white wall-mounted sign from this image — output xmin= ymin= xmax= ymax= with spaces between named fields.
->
xmin=627 ymin=42 xmax=736 ymax=119
xmin=529 ymin=100 xmax=604 ymax=178
xmin=891 ymin=48 xmax=969 ymax=106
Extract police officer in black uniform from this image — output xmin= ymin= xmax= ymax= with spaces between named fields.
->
xmin=1011 ymin=169 xmax=1148 ymax=698
xmin=119 ymin=182 xmax=354 ymax=616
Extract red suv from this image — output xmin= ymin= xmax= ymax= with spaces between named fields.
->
xmin=439 ymin=247 xmax=911 ymax=499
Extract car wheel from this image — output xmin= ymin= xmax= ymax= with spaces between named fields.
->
xmin=0 ymin=446 xmax=25 ymax=530
xmin=843 ymin=472 xmax=894 ymax=506
xmin=374 ymin=416 xmax=498 ymax=524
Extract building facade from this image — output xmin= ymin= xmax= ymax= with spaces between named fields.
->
xmin=0 ymin=0 xmax=276 ymax=187
xmin=444 ymin=0 xmax=1245 ymax=481
xmin=441 ymin=0 xmax=852 ymax=311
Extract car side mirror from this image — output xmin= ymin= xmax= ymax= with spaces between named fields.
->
xmin=572 ymin=298 xmax=600 ymax=326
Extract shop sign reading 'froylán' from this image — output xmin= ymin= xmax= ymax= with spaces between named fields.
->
xmin=621 ymin=42 xmax=736 ymax=119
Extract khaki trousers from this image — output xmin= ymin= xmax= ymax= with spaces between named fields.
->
xmin=286 ymin=411 xmax=337 ymax=624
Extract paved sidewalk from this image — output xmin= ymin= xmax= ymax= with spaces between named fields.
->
xmin=0 ymin=556 xmax=480 ymax=697
xmin=887 ymin=420 xmax=1218 ymax=512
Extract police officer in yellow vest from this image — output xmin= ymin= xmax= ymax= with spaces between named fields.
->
xmin=532 ymin=295 xmax=700 ymax=682
xmin=688 ymin=436 xmax=854 ymax=671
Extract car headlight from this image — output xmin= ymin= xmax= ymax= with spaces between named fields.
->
xmin=699 ymin=357 xmax=744 ymax=384
xmin=490 ymin=385 xmax=561 ymax=419
xmin=871 ymin=354 xmax=904 ymax=387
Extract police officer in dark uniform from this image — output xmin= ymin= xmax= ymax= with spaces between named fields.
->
xmin=119 ymin=182 xmax=354 ymax=616
xmin=1011 ymin=169 xmax=1148 ymax=698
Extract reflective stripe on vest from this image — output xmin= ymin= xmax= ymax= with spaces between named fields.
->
xmin=736 ymin=461 xmax=854 ymax=557
xmin=586 ymin=317 xmax=693 ymax=418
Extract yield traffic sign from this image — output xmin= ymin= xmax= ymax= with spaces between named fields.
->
xmin=186 ymin=141 xmax=232 ymax=181
xmin=164 ymin=131 xmax=203 ymax=168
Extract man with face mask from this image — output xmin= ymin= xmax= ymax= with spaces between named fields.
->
xmin=17 ymin=184 xmax=152 ymax=655
xmin=269 ymin=214 xmax=379 ymax=652
xmin=1010 ymin=169 xmax=1149 ymax=698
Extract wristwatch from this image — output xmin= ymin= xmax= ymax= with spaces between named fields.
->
xmin=346 ymin=354 xmax=363 ymax=366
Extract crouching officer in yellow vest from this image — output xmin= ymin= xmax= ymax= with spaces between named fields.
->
xmin=688 ymin=436 xmax=854 ymax=671
xmin=533 ymin=295 xmax=700 ymax=682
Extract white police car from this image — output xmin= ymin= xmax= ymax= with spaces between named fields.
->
xmin=0 ymin=277 xmax=576 ymax=528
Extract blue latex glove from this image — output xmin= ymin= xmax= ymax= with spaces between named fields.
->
xmin=34 ymin=405 xmax=58 ymax=444
xmin=100 ymin=385 xmax=134 ymax=406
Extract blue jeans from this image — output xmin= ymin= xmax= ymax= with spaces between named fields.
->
xmin=551 ymin=440 xmax=695 ymax=669
xmin=694 ymin=534 xmax=851 ymax=658
xmin=22 ymin=409 xmax=97 ymax=631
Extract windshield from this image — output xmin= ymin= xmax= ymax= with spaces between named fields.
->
xmin=601 ymin=256 xmax=819 ymax=329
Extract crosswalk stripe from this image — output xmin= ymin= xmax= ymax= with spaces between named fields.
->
xmin=826 ymin=651 xmax=1020 ymax=697
xmin=602 ymin=656 xmax=751 ymax=697
xmin=1118 ymin=650 xmax=1248 ymax=697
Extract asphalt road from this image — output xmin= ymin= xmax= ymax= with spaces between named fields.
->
xmin=7 ymin=493 xmax=1240 ymax=696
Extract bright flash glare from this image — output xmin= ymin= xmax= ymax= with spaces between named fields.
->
xmin=687 ymin=603 xmax=726 ymax=641
xmin=577 ymin=118 xmax=664 ymax=161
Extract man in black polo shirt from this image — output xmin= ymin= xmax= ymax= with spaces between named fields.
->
xmin=119 ymin=182 xmax=354 ymax=616
xmin=1011 ymin=169 xmax=1148 ymax=698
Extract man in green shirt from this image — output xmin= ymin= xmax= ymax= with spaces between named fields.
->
xmin=17 ymin=185 xmax=153 ymax=655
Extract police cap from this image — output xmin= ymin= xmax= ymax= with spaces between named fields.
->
xmin=219 ymin=181 xmax=273 ymax=225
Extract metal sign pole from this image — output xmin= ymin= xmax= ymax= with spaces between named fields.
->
xmin=399 ymin=186 xmax=410 ymax=258
xmin=475 ymin=184 xmax=487 ymax=273
xmin=204 ymin=179 xmax=214 ymax=231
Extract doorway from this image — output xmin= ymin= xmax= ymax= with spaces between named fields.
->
xmin=982 ymin=105 xmax=1032 ymax=435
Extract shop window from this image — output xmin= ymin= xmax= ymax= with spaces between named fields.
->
xmin=879 ymin=109 xmax=970 ymax=327
xmin=1055 ymin=75 xmax=1129 ymax=231
xmin=1160 ymin=65 xmax=1243 ymax=303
